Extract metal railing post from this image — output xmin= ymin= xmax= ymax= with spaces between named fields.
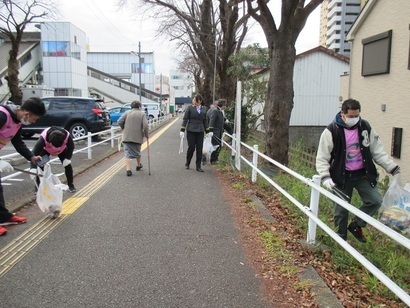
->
xmin=252 ymin=145 xmax=258 ymax=183
xmin=110 ymin=127 xmax=115 ymax=148
xmin=87 ymin=132 xmax=92 ymax=159
xmin=231 ymin=133 xmax=236 ymax=168
xmin=307 ymin=175 xmax=321 ymax=244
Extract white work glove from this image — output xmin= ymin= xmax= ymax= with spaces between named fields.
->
xmin=207 ymin=132 xmax=213 ymax=138
xmin=29 ymin=168 xmax=38 ymax=180
xmin=0 ymin=160 xmax=14 ymax=173
xmin=180 ymin=132 xmax=185 ymax=139
xmin=62 ymin=159 xmax=72 ymax=167
xmin=322 ymin=177 xmax=335 ymax=190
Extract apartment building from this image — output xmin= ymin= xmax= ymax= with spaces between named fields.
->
xmin=319 ymin=0 xmax=363 ymax=56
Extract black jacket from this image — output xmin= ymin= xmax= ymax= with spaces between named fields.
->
xmin=181 ymin=105 xmax=207 ymax=133
xmin=207 ymin=106 xmax=224 ymax=138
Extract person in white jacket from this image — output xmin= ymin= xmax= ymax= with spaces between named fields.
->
xmin=316 ymin=99 xmax=400 ymax=243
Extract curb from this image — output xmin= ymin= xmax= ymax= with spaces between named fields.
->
xmin=250 ymin=195 xmax=343 ymax=307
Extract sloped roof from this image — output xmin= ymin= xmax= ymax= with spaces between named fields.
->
xmin=296 ymin=45 xmax=350 ymax=63
xmin=254 ymin=45 xmax=350 ymax=76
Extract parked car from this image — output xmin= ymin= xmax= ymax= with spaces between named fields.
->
xmin=124 ymin=102 xmax=161 ymax=120
xmin=108 ymin=105 xmax=131 ymax=125
xmin=21 ymin=96 xmax=111 ymax=139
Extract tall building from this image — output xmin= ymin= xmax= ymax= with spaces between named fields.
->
xmin=319 ymin=0 xmax=363 ymax=56
xmin=40 ymin=22 xmax=89 ymax=96
xmin=169 ymin=70 xmax=193 ymax=98
xmin=169 ymin=70 xmax=193 ymax=109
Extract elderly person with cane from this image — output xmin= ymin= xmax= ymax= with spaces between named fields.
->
xmin=118 ymin=100 xmax=149 ymax=177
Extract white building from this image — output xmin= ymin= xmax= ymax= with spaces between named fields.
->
xmin=0 ymin=21 xmax=170 ymax=105
xmin=40 ymin=22 xmax=89 ymax=97
xmin=169 ymin=70 xmax=193 ymax=97
xmin=255 ymin=46 xmax=350 ymax=148
xmin=87 ymin=51 xmax=156 ymax=92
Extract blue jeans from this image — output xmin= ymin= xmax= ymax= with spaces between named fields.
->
xmin=333 ymin=172 xmax=382 ymax=239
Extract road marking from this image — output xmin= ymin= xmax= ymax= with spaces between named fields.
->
xmin=0 ymin=118 xmax=179 ymax=278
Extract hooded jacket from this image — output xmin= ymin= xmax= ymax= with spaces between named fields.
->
xmin=316 ymin=113 xmax=398 ymax=187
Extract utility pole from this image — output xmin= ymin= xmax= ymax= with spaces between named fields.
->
xmin=138 ymin=41 xmax=142 ymax=102
xmin=159 ymin=73 xmax=162 ymax=113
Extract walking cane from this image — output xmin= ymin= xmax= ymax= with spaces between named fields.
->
xmin=147 ymin=138 xmax=151 ymax=175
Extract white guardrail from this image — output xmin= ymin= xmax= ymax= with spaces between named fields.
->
xmin=222 ymin=132 xmax=410 ymax=306
xmin=0 ymin=114 xmax=173 ymax=182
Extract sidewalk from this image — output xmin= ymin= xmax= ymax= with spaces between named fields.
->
xmin=1 ymin=117 xmax=270 ymax=307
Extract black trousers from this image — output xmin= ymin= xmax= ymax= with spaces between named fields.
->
xmin=186 ymin=131 xmax=204 ymax=168
xmin=210 ymin=134 xmax=222 ymax=163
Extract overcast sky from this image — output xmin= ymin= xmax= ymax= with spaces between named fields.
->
xmin=57 ymin=0 xmax=321 ymax=76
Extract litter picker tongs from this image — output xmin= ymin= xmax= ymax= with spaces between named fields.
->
xmin=13 ymin=167 xmax=43 ymax=177
xmin=332 ymin=186 xmax=350 ymax=201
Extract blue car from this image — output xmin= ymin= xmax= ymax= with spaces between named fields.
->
xmin=108 ymin=105 xmax=131 ymax=125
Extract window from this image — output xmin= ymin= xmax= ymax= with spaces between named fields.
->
xmin=361 ymin=30 xmax=392 ymax=76
xmin=42 ymin=41 xmax=69 ymax=57
xmin=52 ymin=99 xmax=75 ymax=110
xmin=131 ymin=63 xmax=153 ymax=73
xmin=391 ymin=127 xmax=402 ymax=158
xmin=71 ymin=44 xmax=81 ymax=60
xmin=55 ymin=88 xmax=69 ymax=96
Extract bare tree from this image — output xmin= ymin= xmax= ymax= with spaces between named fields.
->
xmin=119 ymin=0 xmax=251 ymax=106
xmin=246 ymin=0 xmax=323 ymax=165
xmin=0 ymin=0 xmax=57 ymax=104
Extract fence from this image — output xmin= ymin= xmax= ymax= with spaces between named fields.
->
xmin=1 ymin=114 xmax=173 ymax=182
xmin=222 ymin=132 xmax=410 ymax=306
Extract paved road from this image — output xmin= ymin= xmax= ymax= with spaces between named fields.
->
xmin=0 ymin=118 xmax=270 ymax=307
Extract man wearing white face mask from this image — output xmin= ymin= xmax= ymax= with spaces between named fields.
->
xmin=316 ymin=99 xmax=400 ymax=243
xmin=0 ymin=97 xmax=46 ymax=236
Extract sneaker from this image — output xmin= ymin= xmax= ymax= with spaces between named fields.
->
xmin=0 ymin=226 xmax=7 ymax=236
xmin=68 ymin=184 xmax=77 ymax=193
xmin=348 ymin=222 xmax=367 ymax=243
xmin=126 ymin=170 xmax=132 ymax=176
xmin=136 ymin=164 xmax=143 ymax=171
xmin=0 ymin=215 xmax=27 ymax=226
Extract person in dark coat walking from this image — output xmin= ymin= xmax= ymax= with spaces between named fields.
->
xmin=207 ymin=99 xmax=227 ymax=164
xmin=180 ymin=94 xmax=207 ymax=172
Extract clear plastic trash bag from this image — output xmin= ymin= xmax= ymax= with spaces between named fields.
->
xmin=379 ymin=177 xmax=410 ymax=236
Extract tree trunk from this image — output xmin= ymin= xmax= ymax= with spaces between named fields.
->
xmin=6 ymin=38 xmax=23 ymax=105
xmin=264 ymin=37 xmax=296 ymax=166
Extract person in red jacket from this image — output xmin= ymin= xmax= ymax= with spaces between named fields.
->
xmin=0 ymin=97 xmax=46 ymax=236
xmin=30 ymin=126 xmax=76 ymax=193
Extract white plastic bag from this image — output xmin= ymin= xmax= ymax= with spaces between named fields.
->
xmin=379 ymin=177 xmax=410 ymax=236
xmin=36 ymin=164 xmax=68 ymax=218
xmin=179 ymin=137 xmax=184 ymax=154
xmin=202 ymin=134 xmax=219 ymax=163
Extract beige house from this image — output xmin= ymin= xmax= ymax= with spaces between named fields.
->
xmin=342 ymin=0 xmax=410 ymax=182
